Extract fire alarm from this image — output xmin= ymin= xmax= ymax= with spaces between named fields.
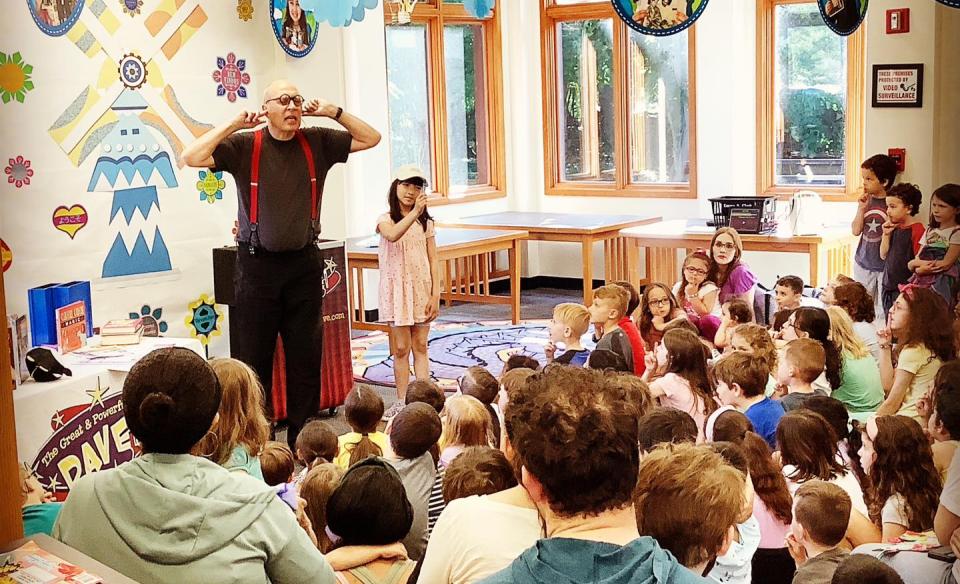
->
xmin=888 ymin=148 xmax=906 ymax=173
xmin=886 ymin=8 xmax=910 ymax=34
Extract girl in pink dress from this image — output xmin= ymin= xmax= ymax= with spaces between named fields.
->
xmin=378 ymin=166 xmax=440 ymax=413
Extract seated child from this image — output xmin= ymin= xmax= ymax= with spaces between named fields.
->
xmin=644 ymin=328 xmax=717 ymax=440
xmin=637 ymin=407 xmax=698 ymax=453
xmin=260 ymin=441 xmax=295 ymax=486
xmin=787 ymin=481 xmax=852 ymax=584
xmin=326 ymin=458 xmax=418 ymax=582
xmin=715 ymin=299 xmax=753 ymax=351
xmin=638 ymin=283 xmax=687 ymax=351
xmin=388 ymin=402 xmax=442 ymax=562
xmin=406 ymin=378 xmax=446 ymax=413
xmin=830 ymin=555 xmax=904 ymax=584
xmin=673 ymin=251 xmax=722 ymax=340
xmin=299 ymin=463 xmax=344 ymax=553
xmin=772 ymin=308 xmax=797 ymax=334
xmin=588 ymin=284 xmax=643 ymax=374
xmin=20 ymin=464 xmax=62 ymax=537
xmin=195 ymin=358 xmax=271 ymax=481
xmin=880 ymin=183 xmax=925 ymax=316
xmin=545 ymin=302 xmax=591 ymax=367
xmin=728 ymin=323 xmax=780 ymax=397
xmin=503 ymin=354 xmax=540 ymax=373
xmin=586 ymin=348 xmax=629 ymax=372
xmin=441 ymin=445 xmax=516 ymax=504
xmin=294 ymin=420 xmax=339 ymax=487
xmin=708 ymin=442 xmax=762 ymax=584
xmin=612 ymin=280 xmax=648 ymax=373
xmin=778 ymin=339 xmax=829 ymax=411
xmin=774 ymin=276 xmax=821 ymax=319
xmin=459 ymin=366 xmax=503 ymax=448
xmin=713 ymin=352 xmax=784 ymax=450
xmin=336 ymin=386 xmax=390 ymax=469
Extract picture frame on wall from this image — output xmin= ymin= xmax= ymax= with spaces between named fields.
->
xmin=872 ymin=63 xmax=924 ymax=108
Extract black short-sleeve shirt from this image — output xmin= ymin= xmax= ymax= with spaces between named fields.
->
xmin=212 ymin=126 xmax=352 ymax=251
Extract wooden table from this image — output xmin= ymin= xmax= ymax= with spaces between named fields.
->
xmin=439 ymin=212 xmax=660 ymax=304
xmin=347 ymin=228 xmax=526 ymax=334
xmin=620 ymin=219 xmax=858 ymax=287
xmin=1 ymin=534 xmax=140 ymax=583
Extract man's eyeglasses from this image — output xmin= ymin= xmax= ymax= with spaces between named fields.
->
xmin=265 ymin=94 xmax=305 ymax=107
xmin=684 ymin=266 xmax=708 ymax=276
xmin=713 ymin=242 xmax=736 ymax=251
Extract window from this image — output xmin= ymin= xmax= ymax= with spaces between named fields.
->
xmin=757 ymin=0 xmax=864 ymax=199
xmin=541 ymin=0 xmax=697 ymax=198
xmin=384 ymin=1 xmax=505 ymax=203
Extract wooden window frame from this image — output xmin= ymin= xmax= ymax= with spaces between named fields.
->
xmin=540 ymin=0 xmax=698 ymax=199
xmin=756 ymin=0 xmax=865 ymax=202
xmin=383 ymin=1 xmax=507 ymax=206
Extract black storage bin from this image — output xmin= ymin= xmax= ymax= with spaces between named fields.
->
xmin=708 ymin=196 xmax=777 ymax=234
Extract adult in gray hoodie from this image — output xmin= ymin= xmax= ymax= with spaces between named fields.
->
xmin=477 ymin=365 xmax=707 ymax=584
xmin=53 ymin=347 xmax=335 ymax=584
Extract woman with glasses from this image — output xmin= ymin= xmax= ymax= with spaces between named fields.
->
xmin=708 ymin=227 xmax=758 ymax=318
xmin=672 ymin=250 xmax=722 ymax=341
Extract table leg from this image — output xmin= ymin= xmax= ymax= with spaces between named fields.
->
xmin=509 ymin=241 xmax=522 ymax=323
xmin=582 ymin=236 xmax=595 ymax=305
xmin=809 ymin=243 xmax=820 ymax=287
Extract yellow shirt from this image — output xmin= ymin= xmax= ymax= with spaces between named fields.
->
xmin=335 ymin=431 xmax=391 ymax=469
xmin=896 ymin=344 xmax=943 ymax=422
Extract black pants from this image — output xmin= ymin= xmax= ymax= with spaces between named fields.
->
xmin=233 ymin=245 xmax=322 ymax=450
xmin=752 ymin=547 xmax=795 ymax=584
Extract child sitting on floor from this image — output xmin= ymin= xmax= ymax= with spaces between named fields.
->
xmin=643 ymin=328 xmax=717 ymax=441
xmin=195 ymin=358 xmax=271 ymax=481
xmin=545 ymin=302 xmax=591 ymax=367
xmin=714 ymin=299 xmax=753 ymax=351
xmin=336 ymin=386 xmax=390 ymax=469
xmin=777 ymin=339 xmax=828 ymax=411
xmin=787 ymin=481 xmax=852 ymax=584
xmin=20 ymin=464 xmax=62 ymax=537
xmin=299 ymin=463 xmax=344 ymax=553
xmin=458 ymin=366 xmax=503 ymax=449
xmin=588 ymin=284 xmax=642 ymax=374
xmin=441 ymin=445 xmax=516 ymax=504
xmin=637 ymin=283 xmax=687 ymax=351
xmin=405 ymin=378 xmax=446 ymax=413
xmin=260 ymin=441 xmax=296 ymax=487
xmin=294 ymin=420 xmax=339 ymax=487
xmin=673 ymin=250 xmax=722 ymax=341
xmin=713 ymin=352 xmax=784 ymax=450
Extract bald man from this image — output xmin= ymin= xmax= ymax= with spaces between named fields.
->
xmin=182 ymin=80 xmax=380 ymax=448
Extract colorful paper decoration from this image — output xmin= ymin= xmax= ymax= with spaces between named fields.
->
xmin=118 ymin=53 xmax=148 ymax=90
xmin=196 ymin=170 xmax=226 ymax=204
xmin=129 ymin=304 xmax=168 ymax=335
xmin=611 ymin=0 xmax=709 ymax=36
xmin=0 ymin=239 xmax=12 ymax=273
xmin=0 ymin=52 xmax=35 ymax=104
xmin=52 ymin=204 xmax=89 ymax=239
xmin=120 ymin=0 xmax=143 ymax=16
xmin=271 ymin=0 xmax=321 ymax=56
xmin=5 ymin=155 xmax=34 ymax=187
xmin=185 ymin=294 xmax=222 ymax=346
xmin=817 ymin=0 xmax=867 ymax=36
xmin=213 ymin=53 xmax=250 ymax=102
xmin=28 ymin=0 xmax=85 ymax=36
xmin=937 ymin=0 xmax=960 ymax=7
xmin=237 ymin=0 xmax=254 ymax=21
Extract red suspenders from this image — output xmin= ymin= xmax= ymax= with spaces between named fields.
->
xmin=248 ymin=128 xmax=319 ymax=247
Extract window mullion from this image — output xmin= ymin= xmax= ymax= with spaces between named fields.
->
xmin=612 ymin=17 xmax=628 ymax=190
xmin=429 ymin=15 xmax=450 ymax=197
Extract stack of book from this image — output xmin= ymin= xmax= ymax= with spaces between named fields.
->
xmin=100 ymin=318 xmax=144 ymax=346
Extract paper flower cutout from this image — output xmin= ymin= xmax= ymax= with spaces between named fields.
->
xmin=196 ymin=170 xmax=226 ymax=204
xmin=120 ymin=0 xmax=143 ymax=16
xmin=0 ymin=52 xmax=34 ymax=104
xmin=237 ymin=0 xmax=254 ymax=21
xmin=130 ymin=304 xmax=168 ymax=335
xmin=5 ymin=156 xmax=33 ymax=187
xmin=185 ymin=294 xmax=222 ymax=346
xmin=212 ymin=53 xmax=251 ymax=102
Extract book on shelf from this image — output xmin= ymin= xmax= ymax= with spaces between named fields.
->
xmin=100 ymin=318 xmax=143 ymax=336
xmin=0 ymin=540 xmax=103 ymax=583
xmin=7 ymin=314 xmax=29 ymax=388
xmin=55 ymin=301 xmax=87 ymax=355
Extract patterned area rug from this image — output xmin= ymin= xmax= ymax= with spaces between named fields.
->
xmin=352 ymin=320 xmax=559 ymax=390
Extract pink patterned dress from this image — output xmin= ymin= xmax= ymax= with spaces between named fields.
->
xmin=377 ymin=213 xmax=435 ymax=327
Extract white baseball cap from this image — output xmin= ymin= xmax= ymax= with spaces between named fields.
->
xmin=393 ymin=164 xmax=429 ymax=185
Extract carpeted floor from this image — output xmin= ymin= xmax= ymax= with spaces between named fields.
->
xmin=278 ymin=287 xmax=581 ymax=437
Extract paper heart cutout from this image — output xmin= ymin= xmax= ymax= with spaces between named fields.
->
xmin=52 ymin=205 xmax=89 ymax=239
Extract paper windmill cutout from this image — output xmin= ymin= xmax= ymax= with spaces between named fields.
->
xmin=213 ymin=53 xmax=250 ymax=102
xmin=307 ymin=0 xmax=380 ymax=27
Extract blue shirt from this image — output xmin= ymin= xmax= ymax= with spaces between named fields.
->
xmin=23 ymin=503 xmax=63 ymax=537
xmin=854 ymin=196 xmax=888 ymax=272
xmin=745 ymin=398 xmax=785 ymax=450
xmin=555 ymin=349 xmax=590 ymax=367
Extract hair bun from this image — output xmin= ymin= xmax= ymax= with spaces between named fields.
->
xmin=139 ymin=391 xmax=176 ymax=430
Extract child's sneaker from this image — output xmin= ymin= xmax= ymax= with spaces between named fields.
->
xmin=382 ymin=400 xmax=404 ymax=421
